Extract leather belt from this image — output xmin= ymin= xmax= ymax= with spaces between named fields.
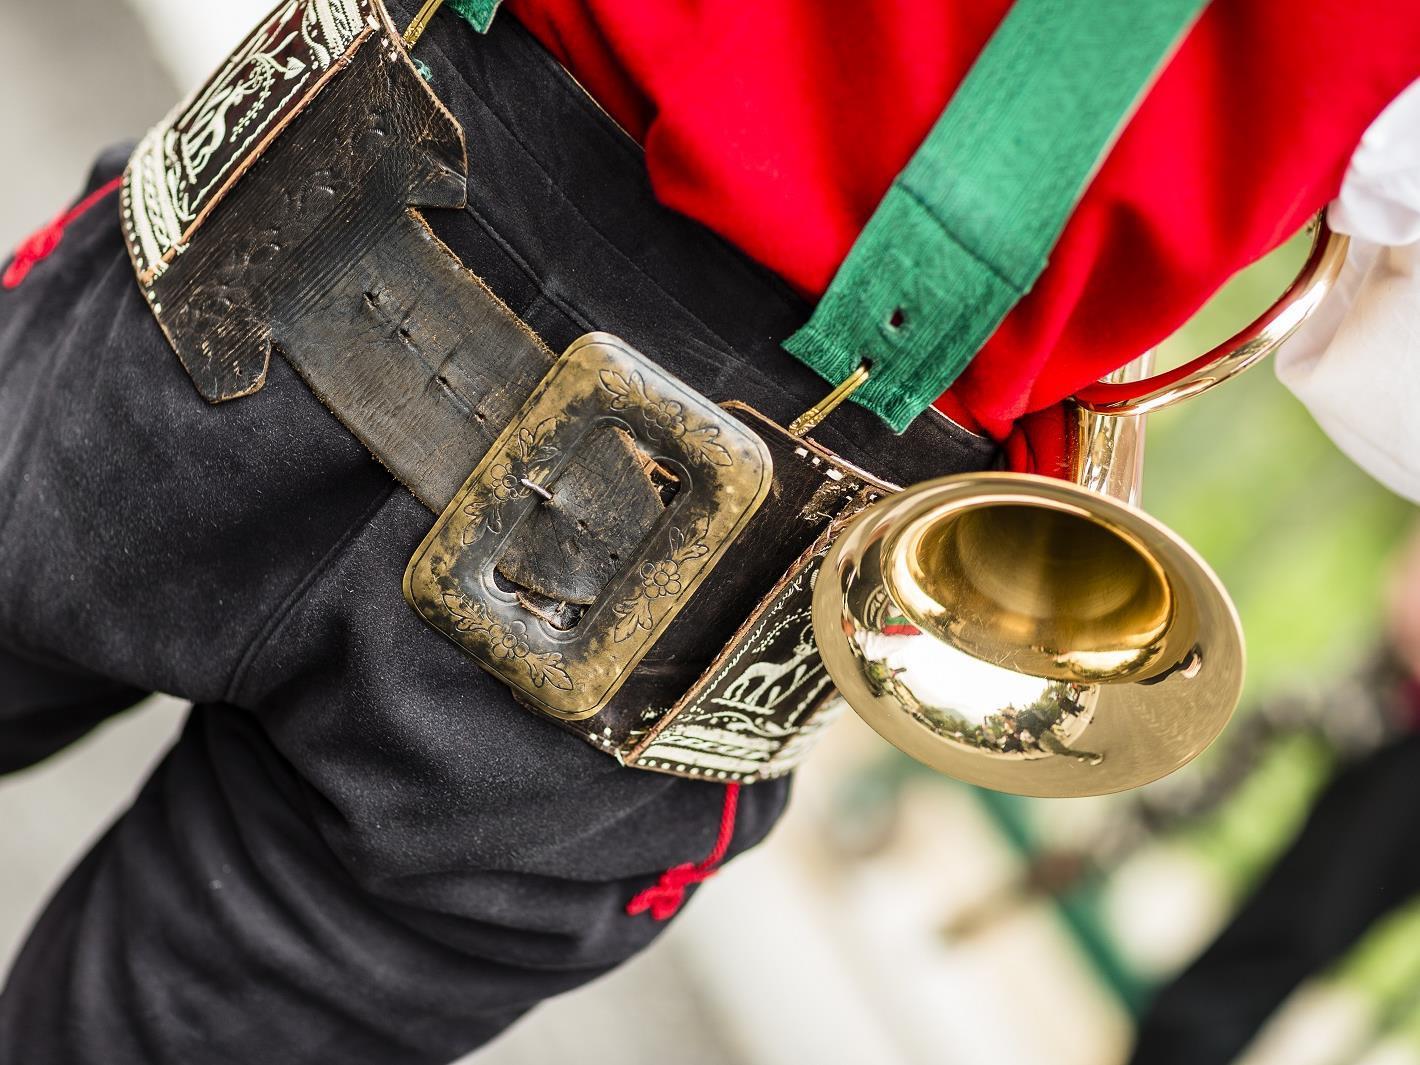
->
xmin=120 ymin=0 xmax=996 ymax=780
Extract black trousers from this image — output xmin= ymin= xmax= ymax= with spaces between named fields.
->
xmin=0 ymin=8 xmax=993 ymax=1064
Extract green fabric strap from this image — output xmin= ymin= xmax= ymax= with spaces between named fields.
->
xmin=447 ymin=0 xmax=502 ymax=33
xmin=783 ymin=0 xmax=1207 ymax=431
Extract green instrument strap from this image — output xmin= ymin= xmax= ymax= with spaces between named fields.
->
xmin=447 ymin=0 xmax=501 ymax=33
xmin=444 ymin=0 xmax=1204 ymax=430
xmin=783 ymin=0 xmax=1207 ymax=432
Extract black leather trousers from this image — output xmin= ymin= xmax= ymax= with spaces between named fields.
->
xmin=0 ymin=9 xmax=994 ymax=1063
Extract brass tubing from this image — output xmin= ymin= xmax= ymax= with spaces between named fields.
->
xmin=809 ymin=217 xmax=1349 ymax=796
xmin=1075 ymin=217 xmax=1349 ymax=416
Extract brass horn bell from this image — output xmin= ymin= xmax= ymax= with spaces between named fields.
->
xmin=811 ymin=220 xmax=1349 ymax=797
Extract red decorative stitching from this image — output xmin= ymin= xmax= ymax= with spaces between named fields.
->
xmin=626 ymin=782 xmax=740 ymax=920
xmin=2 ymin=176 xmax=123 ymax=290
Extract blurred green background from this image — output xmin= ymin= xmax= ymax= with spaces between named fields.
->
xmin=1151 ymin=229 xmax=1413 ymax=702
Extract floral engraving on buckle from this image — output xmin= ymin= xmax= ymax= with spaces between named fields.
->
xmin=457 ymin=417 xmax=562 ymax=542
xmin=404 ymin=332 xmax=773 ymax=720
xmin=610 ymin=518 xmax=709 ymax=643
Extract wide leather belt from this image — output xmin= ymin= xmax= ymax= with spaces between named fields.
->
xmin=120 ymin=0 xmax=996 ymax=781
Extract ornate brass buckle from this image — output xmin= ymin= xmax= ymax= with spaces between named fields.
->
xmin=405 ymin=333 xmax=773 ymax=720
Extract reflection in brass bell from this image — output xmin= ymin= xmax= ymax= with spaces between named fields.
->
xmin=811 ymin=220 xmax=1349 ymax=797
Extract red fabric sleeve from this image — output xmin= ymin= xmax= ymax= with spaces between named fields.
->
xmin=507 ymin=0 xmax=1420 ymax=460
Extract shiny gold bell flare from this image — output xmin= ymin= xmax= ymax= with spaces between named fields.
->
xmin=812 ymin=472 xmax=1242 ymax=797
xmin=809 ymin=218 xmax=1347 ymax=798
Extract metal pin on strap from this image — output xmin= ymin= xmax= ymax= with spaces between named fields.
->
xmin=787 ymin=362 xmax=871 ymax=438
xmin=520 ymin=477 xmax=554 ymax=502
xmin=402 ymin=0 xmax=446 ymax=48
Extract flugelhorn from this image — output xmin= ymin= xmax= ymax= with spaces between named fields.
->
xmin=811 ymin=219 xmax=1349 ymax=797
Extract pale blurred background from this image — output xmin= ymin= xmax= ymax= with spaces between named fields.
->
xmin=2 ymin=3 xmax=1415 ymax=1064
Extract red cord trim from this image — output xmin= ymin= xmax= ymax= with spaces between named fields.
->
xmin=2 ymin=176 xmax=123 ymax=290
xmin=626 ymin=782 xmax=740 ymax=921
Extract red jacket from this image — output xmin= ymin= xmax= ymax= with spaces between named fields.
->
xmin=508 ymin=0 xmax=1420 ymax=461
